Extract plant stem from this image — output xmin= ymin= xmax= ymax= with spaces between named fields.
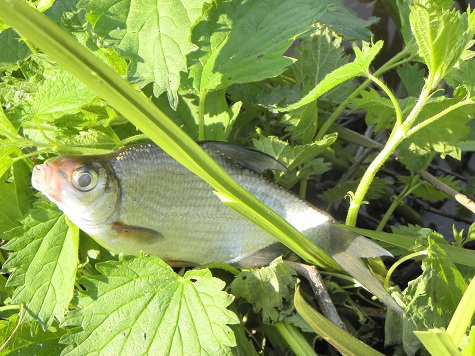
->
xmin=274 ymin=322 xmax=317 ymax=356
xmin=346 ymin=126 xmax=405 ymax=226
xmin=198 ymin=90 xmax=207 ymax=141
xmin=366 ymin=73 xmax=403 ymax=126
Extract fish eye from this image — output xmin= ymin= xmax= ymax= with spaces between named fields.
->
xmin=72 ymin=167 xmax=98 ymax=192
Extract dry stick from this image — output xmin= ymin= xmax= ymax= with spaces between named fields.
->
xmin=284 ymin=261 xmax=347 ymax=331
xmin=418 ymin=170 xmax=475 ymax=214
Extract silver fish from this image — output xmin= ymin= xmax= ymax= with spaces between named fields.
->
xmin=31 ymin=142 xmax=402 ymax=312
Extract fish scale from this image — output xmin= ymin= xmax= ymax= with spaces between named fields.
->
xmin=31 ymin=142 xmax=403 ymax=312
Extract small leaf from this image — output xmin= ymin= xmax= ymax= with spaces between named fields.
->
xmin=351 ymin=88 xmax=397 ymax=131
xmin=229 ymin=258 xmax=297 ymax=324
xmin=61 ymin=255 xmax=238 ymax=355
xmin=2 ymin=207 xmax=79 ymax=328
xmin=324 ymin=177 xmax=391 ymax=204
xmin=396 ymin=63 xmax=426 ymax=97
xmin=398 ymin=175 xmax=456 ymax=201
xmin=0 ymin=28 xmax=31 ymax=69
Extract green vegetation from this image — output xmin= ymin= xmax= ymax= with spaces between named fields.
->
xmin=0 ymin=0 xmax=475 ymax=354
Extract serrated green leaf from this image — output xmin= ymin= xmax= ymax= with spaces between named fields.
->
xmin=252 ymin=135 xmax=336 ymax=171
xmin=2 ymin=208 xmax=79 ymax=328
xmin=320 ymin=4 xmax=378 ymax=41
xmin=399 ymin=98 xmax=475 ymax=170
xmin=229 ymin=258 xmax=297 ymax=324
xmin=409 ymin=1 xmax=475 ymax=86
xmin=188 ymin=0 xmax=327 ymax=93
xmin=280 ymin=104 xmax=318 ymax=144
xmin=396 ymin=63 xmax=426 ymax=97
xmin=80 ymin=0 xmax=205 ymax=109
xmin=24 ymin=68 xmax=97 ymax=121
xmin=61 ymin=255 xmax=238 ymax=355
xmin=281 ymin=41 xmax=383 ymax=111
xmin=403 ymin=238 xmax=468 ymax=329
xmin=351 ymin=88 xmax=397 ymax=131
xmin=398 ymin=175 xmax=455 ymax=201
xmin=0 ymin=316 xmax=66 ymax=355
xmin=0 ymin=162 xmax=33 ymax=236
xmin=446 ymin=59 xmax=475 ymax=98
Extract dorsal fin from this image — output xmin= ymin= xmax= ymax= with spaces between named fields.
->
xmin=204 ymin=141 xmax=288 ymax=174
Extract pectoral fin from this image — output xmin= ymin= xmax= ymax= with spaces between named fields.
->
xmin=326 ymin=225 xmax=404 ymax=314
xmin=110 ymin=221 xmax=162 ymax=245
xmin=232 ymin=243 xmax=290 ymax=268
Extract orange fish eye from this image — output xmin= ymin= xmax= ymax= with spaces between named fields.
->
xmin=71 ymin=166 xmax=98 ymax=192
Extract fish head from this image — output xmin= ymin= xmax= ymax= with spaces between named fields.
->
xmin=31 ymin=155 xmax=120 ymax=229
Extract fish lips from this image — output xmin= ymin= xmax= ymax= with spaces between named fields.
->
xmin=31 ymin=162 xmax=64 ymax=203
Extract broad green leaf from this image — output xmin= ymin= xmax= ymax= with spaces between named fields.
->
xmin=61 ymin=255 xmax=238 ymax=355
xmin=409 ymin=1 xmax=475 ymax=86
xmin=201 ymin=90 xmax=241 ymax=141
xmin=2 ymin=207 xmax=79 ymax=328
xmin=188 ymin=0 xmax=327 ymax=93
xmin=281 ymin=41 xmax=384 ymax=111
xmin=276 ymin=158 xmax=331 ymax=189
xmin=280 ymin=104 xmax=319 ymax=144
xmin=294 ymin=287 xmax=384 ymax=356
xmin=229 ymin=258 xmax=297 ymax=324
xmin=80 ymin=0 xmax=205 ymax=109
xmin=252 ymin=135 xmax=337 ymax=171
xmin=0 ymin=316 xmax=66 ymax=355
xmin=403 ymin=238 xmax=468 ymax=329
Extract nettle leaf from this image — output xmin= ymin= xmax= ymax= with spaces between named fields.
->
xmin=2 ymin=207 xmax=78 ymax=328
xmin=282 ymin=40 xmax=383 ymax=111
xmin=398 ymin=175 xmax=456 ymax=201
xmin=0 ymin=316 xmax=66 ymax=355
xmin=320 ymin=2 xmax=378 ymax=41
xmin=403 ymin=238 xmax=467 ymax=329
xmin=80 ymin=0 xmax=205 ymax=109
xmin=229 ymin=258 xmax=297 ymax=324
xmin=277 ymin=158 xmax=331 ymax=189
xmin=280 ymin=104 xmax=318 ymax=144
xmin=252 ymin=134 xmax=337 ymax=171
xmin=399 ymin=98 xmax=475 ymax=171
xmin=23 ymin=67 xmax=97 ymax=121
xmin=446 ymin=59 xmax=475 ymax=97
xmin=61 ymin=255 xmax=238 ymax=355
xmin=396 ymin=63 xmax=426 ymax=97
xmin=409 ymin=1 xmax=475 ymax=85
xmin=188 ymin=0 xmax=328 ymax=93
xmin=324 ymin=177 xmax=391 ymax=204
xmin=352 ymin=88 xmax=396 ymax=131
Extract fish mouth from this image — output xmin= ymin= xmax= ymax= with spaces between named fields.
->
xmin=31 ymin=163 xmax=63 ymax=202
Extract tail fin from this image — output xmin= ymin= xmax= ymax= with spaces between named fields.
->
xmin=324 ymin=225 xmax=403 ymax=313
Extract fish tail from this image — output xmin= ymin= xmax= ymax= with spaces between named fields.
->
xmin=320 ymin=225 xmax=403 ymax=313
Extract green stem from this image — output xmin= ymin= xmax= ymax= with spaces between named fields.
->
xmin=346 ymin=127 xmax=405 ymax=226
xmin=299 ymin=177 xmax=308 ymax=199
xmin=198 ymin=90 xmax=207 ymax=141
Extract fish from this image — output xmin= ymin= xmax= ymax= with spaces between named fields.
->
xmin=31 ymin=141 xmax=403 ymax=313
